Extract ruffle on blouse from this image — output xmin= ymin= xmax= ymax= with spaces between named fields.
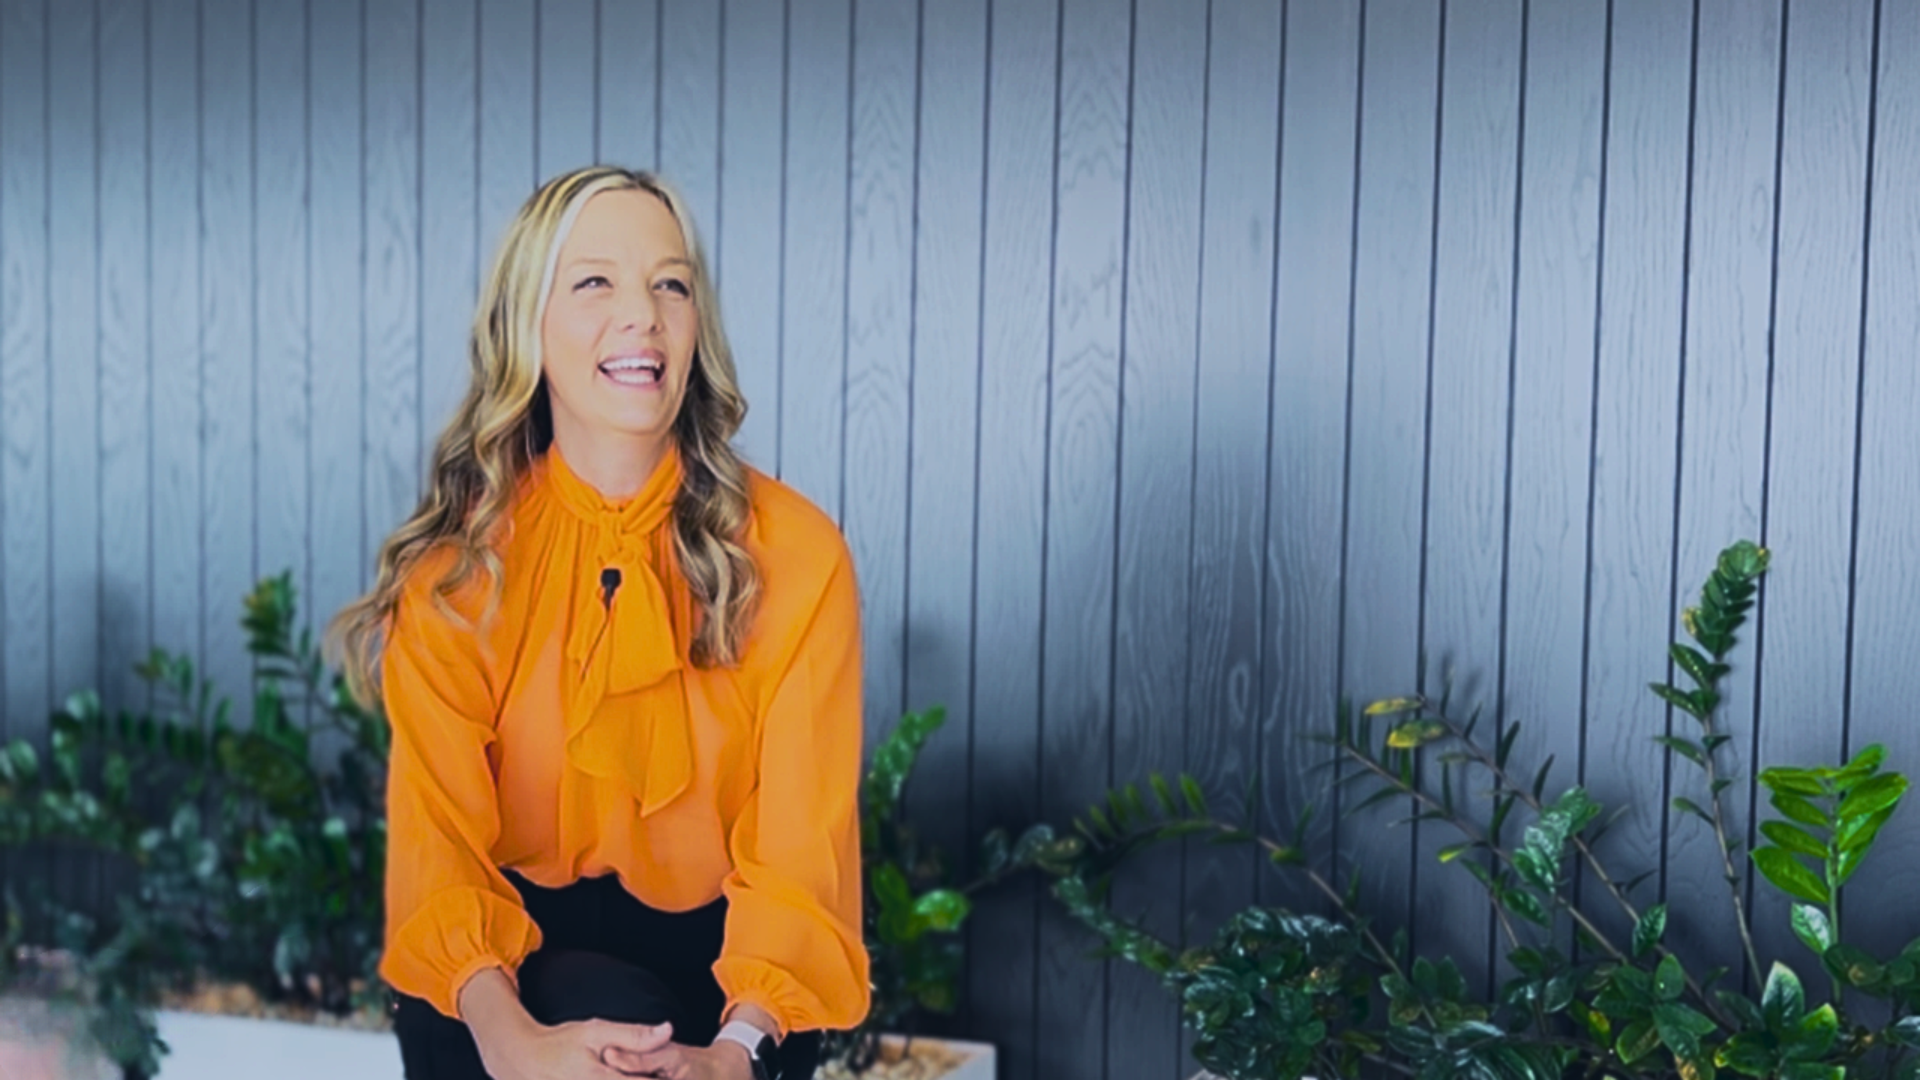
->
xmin=547 ymin=446 xmax=696 ymax=818
xmin=384 ymin=885 xmax=543 ymax=1017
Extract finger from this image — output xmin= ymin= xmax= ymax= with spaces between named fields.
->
xmin=608 ymin=1045 xmax=685 ymax=1077
xmin=588 ymin=1018 xmax=675 ymax=1056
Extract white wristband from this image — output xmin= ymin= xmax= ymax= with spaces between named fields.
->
xmin=715 ymin=1019 xmax=773 ymax=1053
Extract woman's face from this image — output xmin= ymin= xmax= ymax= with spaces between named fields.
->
xmin=540 ymin=188 xmax=699 ymax=460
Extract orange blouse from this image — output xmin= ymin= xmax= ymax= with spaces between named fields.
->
xmin=378 ymin=444 xmax=870 ymax=1036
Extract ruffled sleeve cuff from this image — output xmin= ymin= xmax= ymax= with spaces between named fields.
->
xmin=381 ymin=886 xmax=544 ymax=1019
xmin=713 ymin=953 xmax=870 ymax=1038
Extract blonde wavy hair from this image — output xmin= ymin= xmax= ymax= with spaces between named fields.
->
xmin=329 ymin=166 xmax=760 ymax=706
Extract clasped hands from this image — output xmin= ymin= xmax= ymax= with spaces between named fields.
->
xmin=477 ymin=1015 xmax=753 ymax=1080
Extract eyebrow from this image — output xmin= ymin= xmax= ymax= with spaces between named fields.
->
xmin=562 ymin=255 xmax=694 ymax=272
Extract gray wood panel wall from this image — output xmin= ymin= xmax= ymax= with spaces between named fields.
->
xmin=3 ymin=2 xmax=1919 ymax=1078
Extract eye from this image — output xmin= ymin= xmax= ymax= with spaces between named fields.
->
xmin=654 ymin=277 xmax=692 ymax=298
xmin=572 ymin=274 xmax=611 ymax=291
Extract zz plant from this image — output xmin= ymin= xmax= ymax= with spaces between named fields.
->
xmin=1045 ymin=541 xmax=1920 ymax=1079
xmin=824 ymin=705 xmax=1051 ymax=1074
xmin=0 ymin=572 xmax=388 ymax=1078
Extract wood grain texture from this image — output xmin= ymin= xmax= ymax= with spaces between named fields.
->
xmin=479 ymin=0 xmax=536 ymax=261
xmin=1108 ymin=0 xmax=1204 ymax=1073
xmin=147 ymin=0 xmax=203 ymax=720
xmin=1416 ymin=0 xmax=1521 ymax=979
xmin=1339 ymin=0 xmax=1439 ymax=951
xmin=537 ymin=0 xmax=597 ymax=179
xmin=1184 ymin=10 xmax=1281 ymax=1068
xmin=776 ymin=0 xmax=849 ymax=514
xmin=48 ymin=0 xmax=100 ymax=730
xmin=1750 ymin=0 xmax=1874 ymax=963
xmin=965 ymin=2 xmax=1059 ymax=1076
xmin=1262 ymin=0 xmax=1360 ymax=918
xmin=595 ymin=0 xmax=658 ymax=168
xmin=1503 ymin=0 xmax=1606 ymax=972
xmin=99 ymin=0 xmax=154 ymax=712
xmin=252 ymin=0 xmax=309 ymax=629
xmin=1037 ymin=0 xmax=1127 ymax=1073
xmin=1668 ymin=0 xmax=1781 ymax=987
xmin=843 ymin=0 xmax=916 ymax=751
xmin=421 ymin=0 xmax=480 ymax=455
xmin=1847 ymin=0 xmax=1920 ymax=957
xmin=902 ymin=0 xmax=986 ymax=965
xmin=1578 ymin=0 xmax=1691 ymax=949
xmin=2 ymin=0 xmax=50 ymax=749
xmin=199 ymin=0 xmax=255 ymax=706
xmin=658 ymin=0 xmax=719 ymax=261
xmin=718 ymin=0 xmax=785 ymax=469
xmin=307 ymin=0 xmax=365 ymax=634
xmin=363 ymin=0 xmax=422 ymax=566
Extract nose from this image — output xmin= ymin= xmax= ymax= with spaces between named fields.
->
xmin=617 ymin=284 xmax=662 ymax=335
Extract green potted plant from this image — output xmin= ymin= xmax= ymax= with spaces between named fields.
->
xmin=819 ymin=704 xmax=1046 ymax=1080
xmin=0 ymin=573 xmax=391 ymax=1078
xmin=1043 ymin=541 xmax=1920 ymax=1080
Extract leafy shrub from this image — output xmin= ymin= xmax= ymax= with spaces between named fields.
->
xmin=824 ymin=705 xmax=1049 ymax=1073
xmin=1045 ymin=541 xmax=1920 ymax=1080
xmin=0 ymin=572 xmax=387 ymax=1076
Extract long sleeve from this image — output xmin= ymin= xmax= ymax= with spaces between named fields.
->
xmin=379 ymin=558 xmax=543 ymax=1018
xmin=713 ymin=543 xmax=872 ymax=1035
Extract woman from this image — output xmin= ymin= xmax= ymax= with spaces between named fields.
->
xmin=331 ymin=166 xmax=869 ymax=1080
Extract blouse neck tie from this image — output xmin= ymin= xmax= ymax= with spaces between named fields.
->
xmin=548 ymin=444 xmax=694 ymax=818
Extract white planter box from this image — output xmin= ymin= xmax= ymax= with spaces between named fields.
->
xmin=149 ymin=1012 xmax=994 ymax=1080
xmin=155 ymin=1011 xmax=401 ymax=1079
xmin=818 ymin=1035 xmax=994 ymax=1080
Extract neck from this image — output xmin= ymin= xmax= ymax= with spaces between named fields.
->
xmin=548 ymin=426 xmax=671 ymax=501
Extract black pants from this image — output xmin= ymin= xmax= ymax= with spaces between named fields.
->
xmin=391 ymin=872 xmax=820 ymax=1079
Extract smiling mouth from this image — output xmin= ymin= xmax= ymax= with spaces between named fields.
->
xmin=599 ymin=356 xmax=665 ymax=386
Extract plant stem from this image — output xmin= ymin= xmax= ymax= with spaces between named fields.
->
xmin=1695 ymin=726 xmax=1764 ymax=983
xmin=1339 ymin=736 xmax=1735 ymax=1029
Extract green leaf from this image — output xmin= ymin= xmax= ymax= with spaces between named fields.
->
xmin=1836 ymin=805 xmax=1898 ymax=856
xmin=1752 ymin=848 xmax=1831 ymax=905
xmin=1386 ymin=719 xmax=1447 ymax=749
xmin=1633 ymin=904 xmax=1669 ymax=959
xmin=1770 ymin=792 xmax=1832 ymax=829
xmin=1656 ymin=736 xmax=1708 ymax=767
xmin=1655 ymin=954 xmax=1687 ymax=1001
xmin=1672 ymin=796 xmax=1714 ymax=826
xmin=1794 ymin=1003 xmax=1840 ymax=1057
xmin=1650 ymin=683 xmax=1707 ymax=720
xmin=1761 ymin=768 xmax=1828 ymax=798
xmin=910 ymin=888 xmax=971 ymax=932
xmin=1821 ymin=943 xmax=1883 ymax=990
xmin=1365 ymin=696 xmax=1423 ymax=717
xmin=1670 ymin=643 xmax=1722 ymax=688
xmin=1759 ymin=821 xmax=1830 ymax=861
xmin=1180 ymin=775 xmax=1208 ymax=817
xmin=1888 ymin=1015 xmax=1920 ymax=1048
xmin=1436 ymin=841 xmax=1476 ymax=864
xmin=1616 ymin=1018 xmax=1662 ymax=1065
xmin=1761 ymin=962 xmax=1806 ymax=1029
xmin=1838 ymin=771 xmax=1908 ymax=820
xmin=1791 ymin=904 xmax=1834 ymax=955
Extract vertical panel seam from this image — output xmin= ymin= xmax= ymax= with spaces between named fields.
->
xmin=0 ymin=0 xmax=10 ymax=737
xmin=416 ymin=0 xmax=425 ymax=487
xmin=1181 ymin=0 xmax=1214 ymax=963
xmin=653 ymin=0 xmax=663 ymax=168
xmin=1659 ymin=0 xmax=1706 ymax=909
xmin=1411 ymin=0 xmax=1449 ymax=948
xmin=1099 ymin=8 xmax=1138 ymax=1070
xmin=1844 ymin=0 xmax=1883 ymax=768
xmin=1493 ymin=0 xmax=1531 ymax=988
xmin=901 ymin=0 xmax=923 ymax=722
xmin=1332 ymin=0 xmax=1368 ymax=912
xmin=963 ymin=0 xmax=994 ymax=999
xmin=837 ymin=0 xmax=852 ymax=526
xmin=358 ymin=0 xmax=369 ymax=590
xmin=1033 ymin=0 xmax=1065 ymax=1067
xmin=716 ymin=0 xmax=726 ymax=269
xmin=1255 ymin=0 xmax=1287 ymax=912
xmin=144 ymin=0 xmax=156 ymax=711
xmin=775 ymin=0 xmax=790 ymax=477
xmin=1744 ymin=0 xmax=1790 ymax=926
xmin=1578 ymin=0 xmax=1617 ymax=796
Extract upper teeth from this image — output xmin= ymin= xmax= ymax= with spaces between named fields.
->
xmin=603 ymin=358 xmax=659 ymax=371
